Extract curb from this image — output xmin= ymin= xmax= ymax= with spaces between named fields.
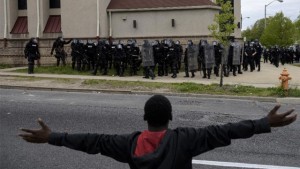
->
xmin=0 ymin=84 xmax=279 ymax=103
xmin=0 ymin=85 xmax=132 ymax=95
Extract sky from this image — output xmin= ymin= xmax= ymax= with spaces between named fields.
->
xmin=241 ymin=0 xmax=300 ymax=30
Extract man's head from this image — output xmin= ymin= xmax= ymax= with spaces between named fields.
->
xmin=144 ymin=95 xmax=172 ymax=128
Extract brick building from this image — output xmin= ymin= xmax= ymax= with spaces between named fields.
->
xmin=0 ymin=0 xmax=241 ymax=65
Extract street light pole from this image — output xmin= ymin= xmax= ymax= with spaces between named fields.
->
xmin=264 ymin=0 xmax=284 ymax=29
xmin=241 ymin=17 xmax=250 ymax=29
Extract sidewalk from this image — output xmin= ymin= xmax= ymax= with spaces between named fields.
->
xmin=0 ymin=62 xmax=299 ymax=103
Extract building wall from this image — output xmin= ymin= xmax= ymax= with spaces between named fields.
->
xmin=0 ymin=0 xmax=5 ymax=39
xmin=61 ymin=0 xmax=96 ymax=38
xmin=28 ymin=0 xmax=38 ymax=38
xmin=234 ymin=0 xmax=242 ymax=39
xmin=110 ymin=9 xmax=219 ymax=38
xmin=1 ymin=0 xmax=242 ymax=65
xmin=99 ymin=0 xmax=111 ymax=38
xmin=40 ymin=0 xmax=50 ymax=37
xmin=7 ymin=0 xmax=18 ymax=39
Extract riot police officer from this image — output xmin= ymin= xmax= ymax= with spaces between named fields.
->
xmin=213 ymin=41 xmax=221 ymax=77
xmin=162 ymin=39 xmax=170 ymax=76
xmin=167 ymin=41 xmax=178 ymax=78
xmin=71 ymin=39 xmax=81 ymax=70
xmin=93 ymin=40 xmax=108 ymax=75
xmin=129 ymin=43 xmax=141 ymax=76
xmin=141 ymin=40 xmax=155 ymax=80
xmin=84 ymin=40 xmax=97 ymax=71
xmin=153 ymin=40 xmax=164 ymax=76
xmin=174 ymin=40 xmax=183 ymax=72
xmin=184 ymin=40 xmax=197 ymax=78
xmin=51 ymin=36 xmax=72 ymax=66
xmin=244 ymin=42 xmax=257 ymax=71
xmin=24 ymin=38 xmax=40 ymax=74
xmin=199 ymin=39 xmax=211 ymax=79
xmin=254 ymin=40 xmax=262 ymax=71
xmin=114 ymin=44 xmax=126 ymax=76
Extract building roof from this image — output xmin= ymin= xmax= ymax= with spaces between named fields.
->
xmin=11 ymin=17 xmax=28 ymax=34
xmin=107 ymin=0 xmax=217 ymax=10
xmin=44 ymin=15 xmax=61 ymax=33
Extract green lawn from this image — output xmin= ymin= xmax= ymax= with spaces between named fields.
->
xmin=0 ymin=64 xmax=13 ymax=69
xmin=12 ymin=66 xmax=300 ymax=98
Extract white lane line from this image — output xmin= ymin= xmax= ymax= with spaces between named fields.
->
xmin=192 ymin=160 xmax=300 ymax=169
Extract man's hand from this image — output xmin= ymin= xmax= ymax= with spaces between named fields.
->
xmin=267 ymin=105 xmax=297 ymax=127
xmin=19 ymin=118 xmax=51 ymax=144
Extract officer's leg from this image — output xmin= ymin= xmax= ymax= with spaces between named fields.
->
xmin=238 ymin=65 xmax=243 ymax=74
xmin=143 ymin=67 xmax=149 ymax=78
xmin=207 ymin=68 xmax=212 ymax=79
xmin=202 ymin=65 xmax=207 ymax=78
xmin=62 ymin=54 xmax=66 ymax=66
xmin=57 ymin=56 xmax=60 ymax=67
xmin=233 ymin=66 xmax=237 ymax=76
xmin=164 ymin=62 xmax=169 ymax=76
xmin=191 ymin=70 xmax=195 ymax=78
xmin=28 ymin=58 xmax=34 ymax=74
xmin=184 ymin=63 xmax=189 ymax=77
xmin=171 ymin=61 xmax=177 ymax=78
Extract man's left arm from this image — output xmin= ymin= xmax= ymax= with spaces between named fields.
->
xmin=187 ymin=105 xmax=296 ymax=156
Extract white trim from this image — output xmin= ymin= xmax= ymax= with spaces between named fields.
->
xmin=96 ymin=0 xmax=100 ymax=37
xmin=107 ymin=5 xmax=221 ymax=12
xmin=36 ymin=0 xmax=40 ymax=38
xmin=192 ymin=160 xmax=300 ymax=169
xmin=109 ymin=11 xmax=112 ymax=37
xmin=4 ymin=0 xmax=8 ymax=39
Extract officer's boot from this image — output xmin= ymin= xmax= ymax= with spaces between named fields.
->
xmin=233 ymin=66 xmax=237 ymax=76
xmin=149 ymin=69 xmax=155 ymax=80
xmin=191 ymin=71 xmax=195 ymax=78
xmin=143 ymin=67 xmax=149 ymax=79
xmin=238 ymin=65 xmax=243 ymax=74
xmin=207 ymin=69 xmax=212 ymax=79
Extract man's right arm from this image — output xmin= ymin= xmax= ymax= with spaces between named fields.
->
xmin=48 ymin=132 xmax=132 ymax=162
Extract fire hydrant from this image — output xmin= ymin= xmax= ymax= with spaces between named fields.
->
xmin=279 ymin=68 xmax=292 ymax=90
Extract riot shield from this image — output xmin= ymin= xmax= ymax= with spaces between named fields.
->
xmin=233 ymin=43 xmax=241 ymax=65
xmin=187 ymin=45 xmax=199 ymax=71
xmin=204 ymin=44 xmax=215 ymax=69
xmin=141 ymin=43 xmax=155 ymax=67
xmin=222 ymin=45 xmax=229 ymax=65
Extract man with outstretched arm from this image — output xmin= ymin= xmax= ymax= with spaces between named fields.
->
xmin=19 ymin=95 xmax=297 ymax=169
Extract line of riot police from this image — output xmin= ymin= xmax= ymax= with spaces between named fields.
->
xmin=184 ymin=39 xmax=245 ymax=79
xmin=67 ymin=38 xmax=185 ymax=79
xmin=66 ymin=38 xmax=248 ymax=79
xmin=263 ymin=45 xmax=300 ymax=68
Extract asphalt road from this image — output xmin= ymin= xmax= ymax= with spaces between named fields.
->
xmin=1 ymin=89 xmax=299 ymax=169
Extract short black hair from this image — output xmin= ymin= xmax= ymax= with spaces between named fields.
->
xmin=144 ymin=95 xmax=172 ymax=127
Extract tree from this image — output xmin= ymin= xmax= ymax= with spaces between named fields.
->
xmin=260 ymin=12 xmax=295 ymax=48
xmin=208 ymin=0 xmax=236 ymax=86
xmin=294 ymin=15 xmax=300 ymax=44
xmin=241 ymin=27 xmax=253 ymax=41
xmin=250 ymin=19 xmax=265 ymax=41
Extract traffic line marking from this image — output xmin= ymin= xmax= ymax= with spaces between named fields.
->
xmin=192 ymin=160 xmax=300 ymax=169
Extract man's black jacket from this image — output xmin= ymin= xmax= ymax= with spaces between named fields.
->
xmin=49 ymin=118 xmax=270 ymax=169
